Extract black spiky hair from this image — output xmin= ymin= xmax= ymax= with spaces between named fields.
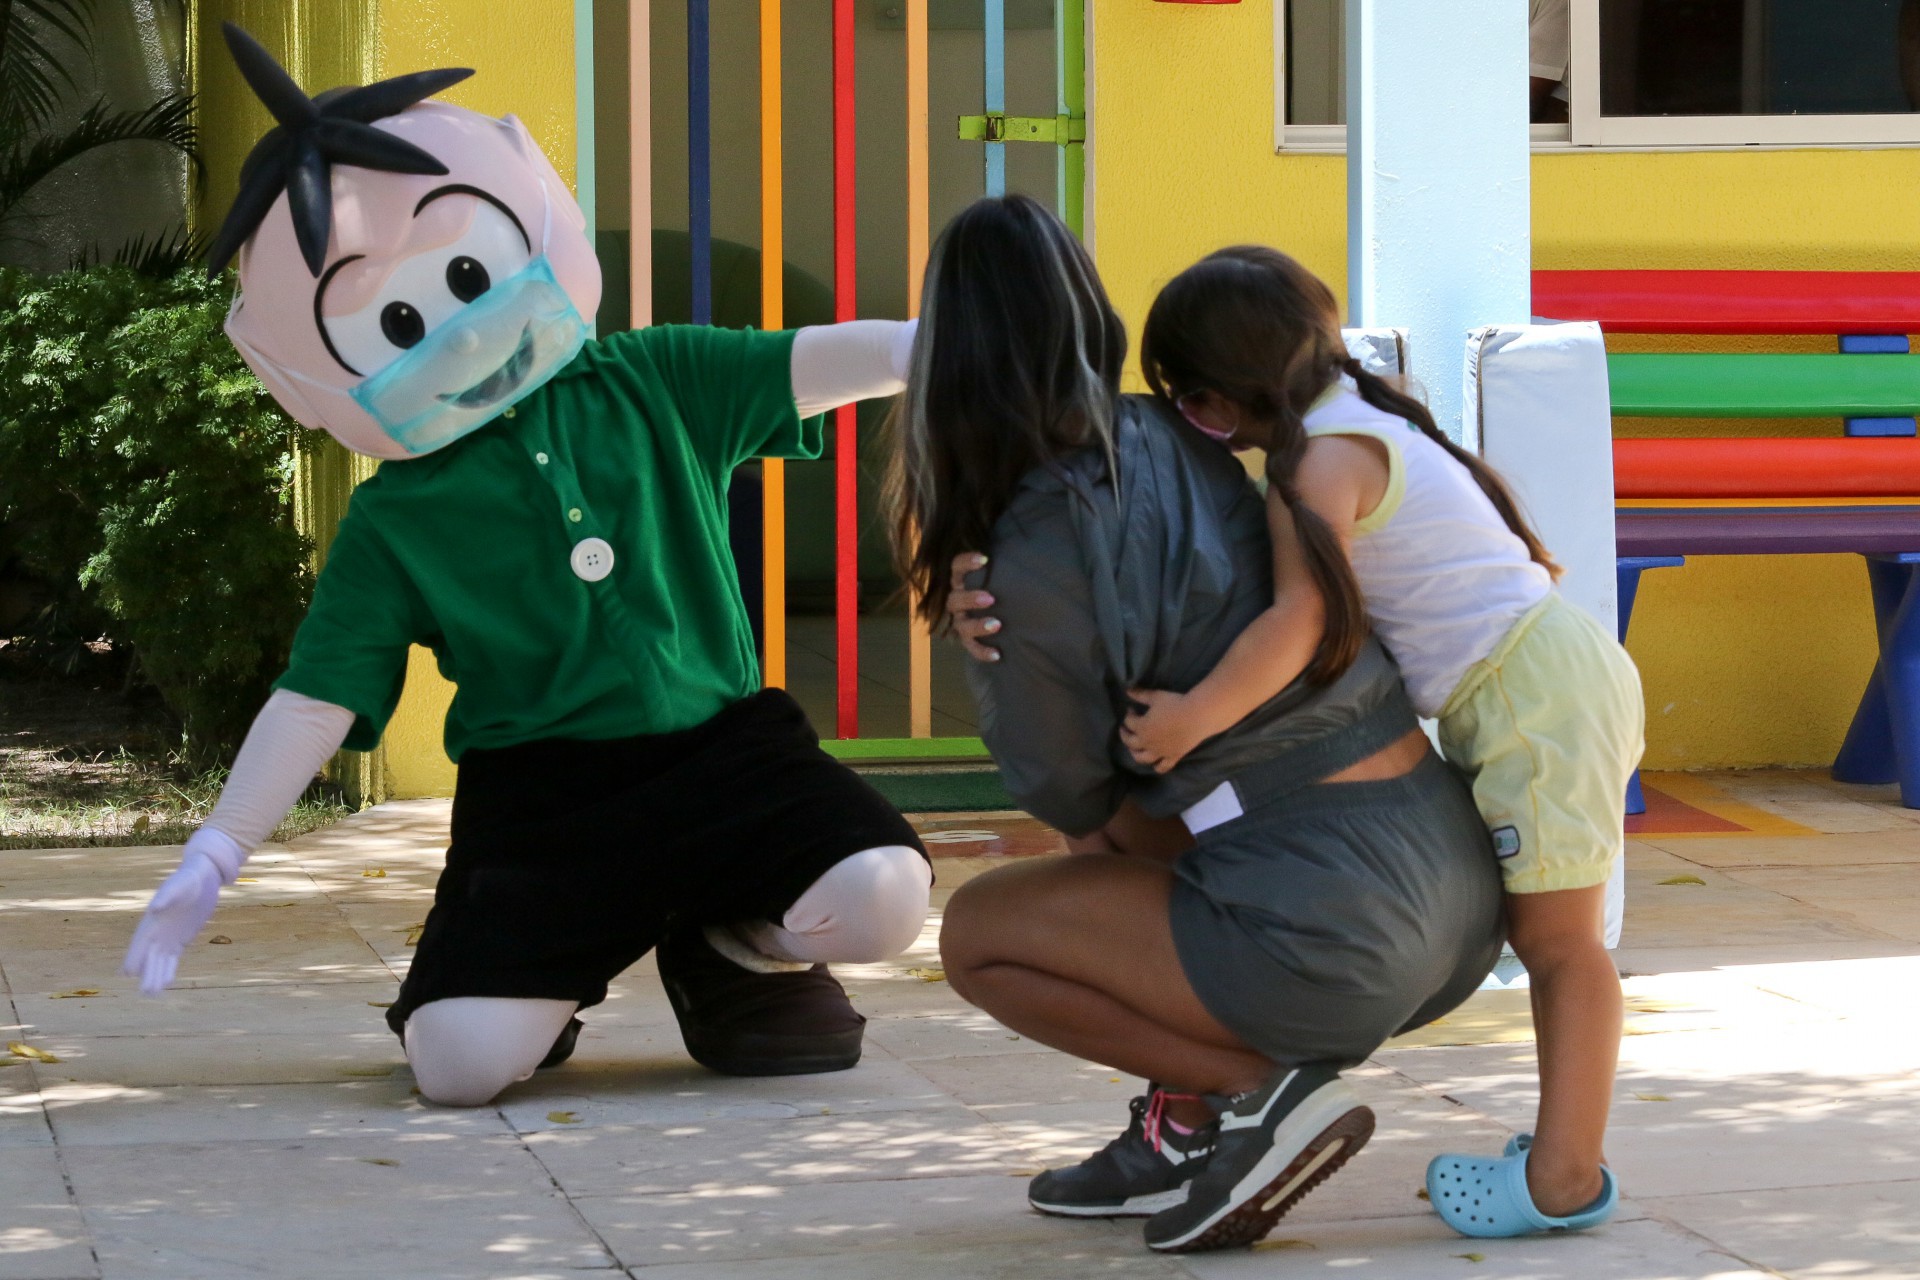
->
xmin=207 ymin=22 xmax=474 ymax=277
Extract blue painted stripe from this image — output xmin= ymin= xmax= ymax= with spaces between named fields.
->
xmin=985 ymin=0 xmax=1006 ymax=195
xmin=573 ymin=0 xmax=597 ymax=335
xmin=688 ymin=0 xmax=713 ymax=325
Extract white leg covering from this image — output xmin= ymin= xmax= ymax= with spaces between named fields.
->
xmin=742 ymin=845 xmax=932 ymax=965
xmin=405 ymin=996 xmax=579 ymax=1107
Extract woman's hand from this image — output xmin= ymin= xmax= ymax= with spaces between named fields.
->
xmin=947 ymin=552 xmax=1002 ymax=663
xmin=1121 ymin=688 xmax=1211 ymax=774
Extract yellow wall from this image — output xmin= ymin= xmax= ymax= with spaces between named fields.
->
xmin=1091 ymin=0 xmax=1920 ymax=770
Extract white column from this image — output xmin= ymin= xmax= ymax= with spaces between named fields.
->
xmin=1345 ymin=0 xmax=1530 ymax=443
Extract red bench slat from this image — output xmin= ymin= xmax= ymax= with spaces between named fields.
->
xmin=1536 ymin=270 xmax=1920 ymax=335
xmin=1615 ymin=438 xmax=1920 ymax=499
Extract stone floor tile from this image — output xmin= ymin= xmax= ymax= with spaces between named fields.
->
xmin=0 ymin=1145 xmax=95 ymax=1280
xmin=0 ymin=939 xmax=391 ymax=998
xmin=909 ymin=1051 xmax=1148 ymax=1110
xmin=1169 ymin=1214 xmax=1772 ymax=1280
xmin=1727 ymin=953 xmax=1920 ymax=1020
xmin=525 ymin=1109 xmax=1023 ymax=1198
xmin=0 ymin=1072 xmax=52 ymax=1149
xmin=21 ymin=1025 xmax=409 ymax=1089
xmin=1611 ymin=939 xmax=1920 ymax=978
xmin=1616 ymin=869 xmax=1903 ymax=950
xmin=574 ymin=1172 xmax=1134 ymax=1268
xmin=65 ymin=1133 xmax=612 ymax=1280
xmin=621 ymin=1239 xmax=1188 ymax=1278
xmin=1645 ymin=830 xmax=1920 ymax=869
xmin=861 ymin=1001 xmax=1050 ymax=1062
xmin=1721 ymin=862 xmax=1920 ymax=902
xmin=40 ymin=1079 xmax=511 ymax=1147
xmin=0 ymin=901 xmax=355 ymax=956
xmin=14 ymin=980 xmax=398 ymax=1039
xmin=1649 ymin=1179 xmax=1920 ymax=1280
xmin=496 ymin=1057 xmax=955 ymax=1131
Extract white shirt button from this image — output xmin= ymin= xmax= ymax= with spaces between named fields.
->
xmin=567 ymin=507 xmax=583 ymax=523
xmin=570 ymin=537 xmax=615 ymax=582
xmin=502 ymin=407 xmax=517 ymax=418
xmin=535 ymin=452 xmax=549 ymax=465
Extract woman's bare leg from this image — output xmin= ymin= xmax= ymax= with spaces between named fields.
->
xmin=941 ymin=854 xmax=1270 ymax=1099
xmin=1062 ymin=799 xmax=1195 ymax=864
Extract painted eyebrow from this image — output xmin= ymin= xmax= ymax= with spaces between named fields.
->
xmin=314 ymin=253 xmax=368 ymax=376
xmin=413 ymin=184 xmax=531 ymax=251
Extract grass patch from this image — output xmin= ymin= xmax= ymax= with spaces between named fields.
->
xmin=0 ymin=664 xmax=350 ymax=849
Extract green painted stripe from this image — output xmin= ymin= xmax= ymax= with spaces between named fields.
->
xmin=820 ymin=737 xmax=991 ymax=761
xmin=863 ymin=770 xmax=1017 ymax=813
xmin=1609 ymin=354 xmax=1920 ymax=417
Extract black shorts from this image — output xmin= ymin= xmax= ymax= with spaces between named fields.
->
xmin=387 ymin=689 xmax=924 ymax=1033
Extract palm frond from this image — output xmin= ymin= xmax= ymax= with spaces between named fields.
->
xmin=0 ymin=0 xmax=94 ymax=137
xmin=68 ymin=223 xmax=208 ymax=277
xmin=0 ymin=93 xmax=196 ymax=225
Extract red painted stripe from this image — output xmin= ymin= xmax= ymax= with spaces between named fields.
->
xmin=1536 ymin=270 xmax=1920 ymax=335
xmin=1615 ymin=437 xmax=1920 ymax=498
xmin=833 ymin=0 xmax=859 ymax=739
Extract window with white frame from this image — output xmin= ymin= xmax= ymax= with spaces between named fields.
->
xmin=1276 ymin=0 xmax=1920 ymax=150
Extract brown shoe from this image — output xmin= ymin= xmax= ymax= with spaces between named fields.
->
xmin=656 ymin=922 xmax=865 ymax=1076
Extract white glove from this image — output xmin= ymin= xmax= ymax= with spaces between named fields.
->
xmin=122 ymin=827 xmax=247 ymax=996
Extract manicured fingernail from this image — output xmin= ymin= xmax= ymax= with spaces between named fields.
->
xmin=987 ymin=650 xmax=1001 ymax=662
xmin=979 ymin=593 xmax=994 ymax=606
xmin=984 ymin=618 xmax=1001 ymax=632
xmin=972 ymin=554 xmax=989 ymax=567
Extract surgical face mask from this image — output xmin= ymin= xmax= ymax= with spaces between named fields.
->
xmin=231 ymin=181 xmax=587 ymax=458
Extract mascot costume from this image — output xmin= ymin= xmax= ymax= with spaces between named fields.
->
xmin=122 ymin=25 xmax=931 ymax=1106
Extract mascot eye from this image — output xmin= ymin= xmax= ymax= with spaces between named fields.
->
xmin=319 ymin=196 xmax=533 ymax=377
xmin=380 ymin=301 xmax=427 ymax=348
xmin=446 ymin=256 xmax=491 ymax=302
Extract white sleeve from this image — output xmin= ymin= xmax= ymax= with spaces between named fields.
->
xmin=790 ymin=319 xmax=918 ymax=418
xmin=201 ymin=689 xmax=355 ymax=855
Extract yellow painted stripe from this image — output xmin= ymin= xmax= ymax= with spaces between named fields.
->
xmin=1641 ymin=772 xmax=1818 ymax=837
xmin=906 ymin=0 xmax=932 ymax=737
xmin=628 ymin=0 xmax=651 ymax=328
xmin=760 ymin=0 xmax=786 ymax=689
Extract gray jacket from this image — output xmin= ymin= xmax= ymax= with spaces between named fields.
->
xmin=967 ymin=394 xmax=1409 ymax=836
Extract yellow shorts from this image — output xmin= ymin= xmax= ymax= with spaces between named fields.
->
xmin=1436 ymin=593 xmax=1646 ymax=895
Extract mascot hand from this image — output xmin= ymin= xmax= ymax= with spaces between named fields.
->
xmin=123 ymin=827 xmax=247 ymax=996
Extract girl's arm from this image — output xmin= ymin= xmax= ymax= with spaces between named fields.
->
xmin=1121 ymin=436 xmax=1386 ymax=773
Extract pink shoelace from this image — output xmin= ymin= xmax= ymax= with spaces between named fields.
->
xmin=1143 ymin=1088 xmax=1206 ymax=1153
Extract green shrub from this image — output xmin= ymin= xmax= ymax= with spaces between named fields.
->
xmin=0 ymin=265 xmax=312 ymax=767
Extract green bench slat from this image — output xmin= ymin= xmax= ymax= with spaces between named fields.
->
xmin=1608 ymin=354 xmax=1920 ymax=417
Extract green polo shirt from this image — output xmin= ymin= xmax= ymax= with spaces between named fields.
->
xmin=274 ymin=324 xmax=820 ymax=760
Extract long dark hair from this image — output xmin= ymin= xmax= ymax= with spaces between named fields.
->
xmin=888 ymin=195 xmax=1126 ymax=627
xmin=1141 ymin=246 xmax=1560 ymax=686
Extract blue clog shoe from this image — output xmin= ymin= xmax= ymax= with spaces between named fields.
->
xmin=1425 ymin=1139 xmax=1617 ymax=1239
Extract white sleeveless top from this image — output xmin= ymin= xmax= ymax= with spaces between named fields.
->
xmin=1302 ymin=386 xmax=1552 ymax=717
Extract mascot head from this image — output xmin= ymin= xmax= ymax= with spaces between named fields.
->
xmin=210 ymin=24 xmax=603 ymax=460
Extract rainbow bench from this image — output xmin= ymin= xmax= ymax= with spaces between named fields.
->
xmin=1534 ymin=270 xmax=1920 ymax=808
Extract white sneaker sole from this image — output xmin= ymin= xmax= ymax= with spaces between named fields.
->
xmin=1147 ymin=1079 xmax=1374 ymax=1253
xmin=1029 ymin=1187 xmax=1189 ymax=1218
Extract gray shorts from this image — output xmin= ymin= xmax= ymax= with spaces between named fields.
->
xmin=1169 ymin=753 xmax=1505 ymax=1068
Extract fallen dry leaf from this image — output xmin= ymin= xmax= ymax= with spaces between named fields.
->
xmin=547 ymin=1110 xmax=581 ymax=1125
xmin=905 ymin=967 xmax=944 ymax=983
xmin=1633 ymin=1092 xmax=1671 ymax=1102
xmin=265 ymin=902 xmax=299 ymax=909
xmin=358 ymin=1157 xmax=399 ymax=1167
xmin=367 ymin=1001 xmax=394 ymax=1009
xmin=7 ymin=1041 xmax=59 ymax=1063
xmin=234 ymin=877 xmax=258 ymax=884
xmin=49 ymin=989 xmax=100 ymax=1000
xmin=207 ymin=935 xmax=232 ymax=945
xmin=132 ymin=814 xmax=150 ymax=833
xmin=1416 ymin=1188 xmax=1431 ymax=1200
xmin=1252 ymin=1239 xmax=1316 ymax=1252
xmin=404 ymin=928 xmax=424 ymax=947
xmin=362 ymin=868 xmax=387 ymax=878
xmin=1006 ymin=1168 xmax=1043 ymax=1177
xmin=1456 ymin=1253 xmax=1485 ymax=1263
xmin=1657 ymin=875 xmax=1707 ymax=887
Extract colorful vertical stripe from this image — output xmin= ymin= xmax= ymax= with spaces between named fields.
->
xmin=984 ymin=0 xmax=1007 ymax=196
xmin=760 ymin=0 xmax=787 ymax=689
xmin=629 ymin=0 xmax=651 ymax=329
xmin=833 ymin=0 xmax=860 ymax=737
xmin=907 ymin=0 xmax=932 ymax=737
xmin=687 ymin=0 xmax=712 ymax=325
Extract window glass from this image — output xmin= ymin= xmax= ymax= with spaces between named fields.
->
xmin=1600 ymin=0 xmax=1920 ymax=117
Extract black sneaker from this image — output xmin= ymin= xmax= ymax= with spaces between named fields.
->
xmin=1143 ymin=1063 xmax=1374 ymax=1253
xmin=1028 ymin=1089 xmax=1216 ymax=1218
xmin=536 ymin=1017 xmax=584 ymax=1070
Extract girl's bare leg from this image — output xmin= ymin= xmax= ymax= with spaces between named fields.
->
xmin=1508 ymin=884 xmax=1620 ymax=1217
xmin=941 ymin=854 xmax=1271 ymax=1102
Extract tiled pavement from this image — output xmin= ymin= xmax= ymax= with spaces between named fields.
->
xmin=4 ymin=770 xmax=1919 ymax=1278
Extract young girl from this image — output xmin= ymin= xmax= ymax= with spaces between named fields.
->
xmin=1121 ymin=246 xmax=1642 ymax=1238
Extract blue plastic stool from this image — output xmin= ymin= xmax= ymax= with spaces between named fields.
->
xmin=1617 ymin=555 xmax=1685 ymax=815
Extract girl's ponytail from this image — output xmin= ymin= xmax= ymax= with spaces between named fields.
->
xmin=1265 ymin=431 xmax=1372 ymax=685
xmin=1341 ymin=357 xmax=1563 ymax=582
